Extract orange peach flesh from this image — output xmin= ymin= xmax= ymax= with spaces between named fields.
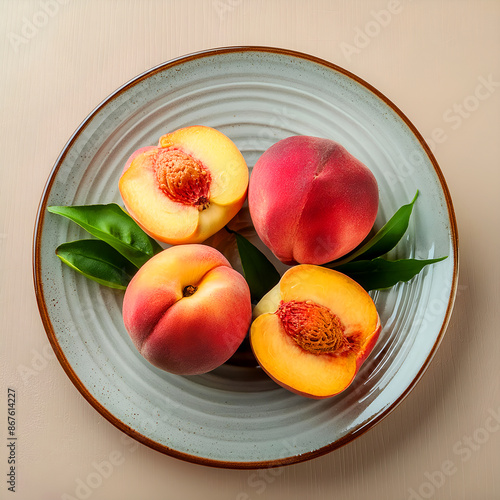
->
xmin=119 ymin=126 xmax=248 ymax=244
xmin=250 ymin=265 xmax=381 ymax=398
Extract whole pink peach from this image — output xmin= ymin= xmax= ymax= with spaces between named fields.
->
xmin=248 ymin=136 xmax=379 ymax=265
xmin=122 ymin=244 xmax=252 ymax=375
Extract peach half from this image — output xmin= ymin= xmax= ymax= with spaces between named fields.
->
xmin=119 ymin=126 xmax=249 ymax=244
xmin=250 ymin=265 xmax=381 ymax=398
xmin=248 ymin=135 xmax=379 ymax=265
xmin=122 ymin=244 xmax=252 ymax=375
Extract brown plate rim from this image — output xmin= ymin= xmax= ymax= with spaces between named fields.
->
xmin=32 ymin=45 xmax=459 ymax=469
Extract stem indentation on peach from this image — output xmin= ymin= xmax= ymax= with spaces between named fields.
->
xmin=155 ymin=149 xmax=211 ymax=210
xmin=182 ymin=285 xmax=198 ymax=297
xmin=276 ymin=300 xmax=347 ymax=355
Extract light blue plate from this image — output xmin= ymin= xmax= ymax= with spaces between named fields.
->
xmin=34 ymin=47 xmax=458 ymax=468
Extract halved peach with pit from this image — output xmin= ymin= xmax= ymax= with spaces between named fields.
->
xmin=119 ymin=126 xmax=248 ymax=244
xmin=250 ymin=265 xmax=381 ymax=399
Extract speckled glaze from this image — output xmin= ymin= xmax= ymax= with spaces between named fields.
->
xmin=33 ymin=47 xmax=458 ymax=468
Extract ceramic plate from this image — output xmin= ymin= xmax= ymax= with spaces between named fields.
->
xmin=33 ymin=47 xmax=458 ymax=468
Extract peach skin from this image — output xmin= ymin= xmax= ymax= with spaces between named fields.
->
xmin=122 ymin=244 xmax=252 ymax=375
xmin=248 ymin=135 xmax=379 ymax=265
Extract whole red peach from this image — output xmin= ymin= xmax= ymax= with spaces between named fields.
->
xmin=122 ymin=244 xmax=252 ymax=375
xmin=248 ymin=136 xmax=379 ymax=265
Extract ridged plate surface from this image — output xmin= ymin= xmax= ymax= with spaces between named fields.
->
xmin=33 ymin=47 xmax=458 ymax=468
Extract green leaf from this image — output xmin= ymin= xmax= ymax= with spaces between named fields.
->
xmin=48 ymin=204 xmax=163 ymax=267
xmin=55 ymin=239 xmax=138 ymax=290
xmin=227 ymin=228 xmax=281 ymax=302
xmin=332 ymin=256 xmax=448 ymax=291
xmin=330 ymin=190 xmax=419 ymax=266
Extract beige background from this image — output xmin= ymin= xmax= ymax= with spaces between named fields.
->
xmin=1 ymin=0 xmax=499 ymax=499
